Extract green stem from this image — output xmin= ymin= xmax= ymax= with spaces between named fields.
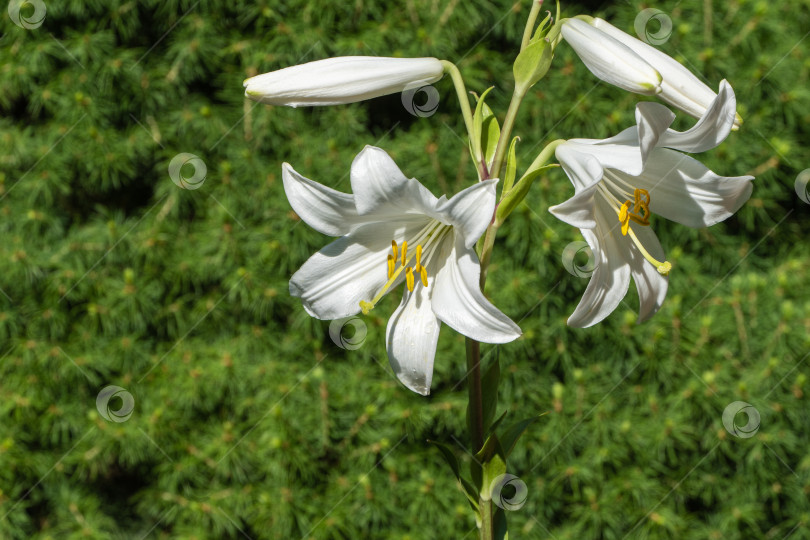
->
xmin=480 ymin=499 xmax=494 ymax=540
xmin=465 ymin=338 xmax=484 ymax=451
xmin=520 ymin=0 xmax=544 ymax=52
xmin=488 ymin=88 xmax=526 ymax=181
xmin=440 ymin=60 xmax=486 ymax=180
xmin=521 ymin=138 xmax=565 ymax=182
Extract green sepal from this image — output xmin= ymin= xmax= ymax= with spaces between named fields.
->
xmin=513 ymin=38 xmax=553 ymax=94
xmin=495 ymin=164 xmax=558 ymax=225
xmin=428 ymin=440 xmax=480 ymax=510
xmin=530 ymin=12 xmax=553 ymax=42
xmin=502 ymin=137 xmax=520 ymax=194
xmin=498 ymin=413 xmax=548 ymax=458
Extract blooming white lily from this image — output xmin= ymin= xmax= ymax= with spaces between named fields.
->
xmin=244 ymin=56 xmax=444 ymax=107
xmin=284 ymin=146 xmax=521 ymax=395
xmin=549 ymin=81 xmax=753 ymax=327
xmin=562 ymin=18 xmax=741 ymax=128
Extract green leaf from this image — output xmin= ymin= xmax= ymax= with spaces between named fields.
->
xmin=502 ymin=137 xmax=520 ymax=194
xmin=482 ymin=114 xmax=501 ymax=171
xmin=481 ymin=351 xmax=500 ymax=435
xmin=495 ymin=164 xmax=558 ymax=225
xmin=513 ymin=38 xmax=553 ymax=93
xmin=488 ymin=409 xmax=509 ymax=437
xmin=472 ymin=87 xmax=496 ymax=166
xmin=428 ymin=440 xmax=480 ymax=510
xmin=499 ymin=413 xmax=549 ymax=457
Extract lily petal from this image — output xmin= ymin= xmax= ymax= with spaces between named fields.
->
xmin=560 ymin=142 xmax=644 ymax=179
xmin=282 ymin=163 xmax=359 ymax=237
xmin=386 ymin=283 xmax=441 ymax=396
xmin=548 ymin=182 xmax=599 ymax=229
xmin=626 ymin=224 xmax=668 ymax=323
xmin=606 ymin=148 xmax=753 ymax=228
xmin=431 ymin=235 xmax=522 ymax=343
xmin=555 ymin=145 xmax=605 ymax=191
xmin=351 ymin=146 xmax=439 ymax=217
xmin=434 ymin=179 xmax=498 ymax=248
xmin=290 ymin=219 xmax=429 ymax=319
xmin=658 ymin=80 xmax=736 ymax=153
xmin=567 ymin=199 xmax=632 ymax=328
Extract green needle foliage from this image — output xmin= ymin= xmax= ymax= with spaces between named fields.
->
xmin=0 ymin=0 xmax=808 ymax=538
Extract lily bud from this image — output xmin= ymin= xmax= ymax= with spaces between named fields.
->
xmin=591 ymin=18 xmax=741 ymax=128
xmin=244 ymin=56 xmax=445 ymax=107
xmin=561 ymin=18 xmax=663 ymax=96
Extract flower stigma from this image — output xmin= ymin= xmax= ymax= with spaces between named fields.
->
xmin=359 ymin=220 xmax=450 ymax=315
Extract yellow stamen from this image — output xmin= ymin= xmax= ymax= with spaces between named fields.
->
xmin=626 ymin=226 xmax=672 ymax=276
xmin=391 ymin=240 xmax=398 ymax=262
xmin=420 ymin=266 xmax=428 ymax=287
xmin=401 ymin=241 xmax=408 ymax=267
xmin=618 ymin=188 xmax=651 ymax=236
xmin=416 ymin=245 xmax=422 ymax=268
xmin=406 ymin=267 xmax=415 ymax=291
xmin=387 ymin=254 xmax=395 ymax=279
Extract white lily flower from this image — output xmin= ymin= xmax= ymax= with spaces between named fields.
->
xmin=549 ymin=81 xmax=753 ymax=327
xmin=244 ymin=56 xmax=444 ymax=107
xmin=561 ymin=18 xmax=663 ymax=95
xmin=284 ymin=146 xmax=521 ymax=395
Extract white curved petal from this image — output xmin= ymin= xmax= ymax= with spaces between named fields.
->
xmin=562 ymin=142 xmax=644 ymax=178
xmin=658 ymin=80 xmax=736 ymax=153
xmin=282 ymin=163 xmax=360 ymax=236
xmin=562 ymin=19 xmax=662 ymax=95
xmin=609 ymin=148 xmax=754 ymax=228
xmin=435 ymin=179 xmax=498 ymax=248
xmin=350 ymin=146 xmax=439 ymax=217
xmin=556 ymin=145 xmax=605 ymax=191
xmin=626 ymin=224 xmax=668 ymax=323
xmin=592 ymin=18 xmax=721 ymax=122
xmin=567 ymin=199 xmax=631 ymax=328
xmin=289 ymin=219 xmax=429 ymax=319
xmin=386 ymin=284 xmax=441 ymax=396
xmin=548 ymin=182 xmax=598 ymax=229
xmin=634 ymin=102 xmax=675 ymax=164
xmin=431 ymin=235 xmax=521 ymax=343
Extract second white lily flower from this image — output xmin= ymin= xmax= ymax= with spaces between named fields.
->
xmin=284 ymin=146 xmax=521 ymax=395
xmin=549 ymin=81 xmax=753 ymax=327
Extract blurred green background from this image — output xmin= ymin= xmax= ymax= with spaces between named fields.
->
xmin=1 ymin=0 xmax=808 ymax=538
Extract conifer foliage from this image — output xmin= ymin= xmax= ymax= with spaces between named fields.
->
xmin=0 ymin=0 xmax=809 ymax=538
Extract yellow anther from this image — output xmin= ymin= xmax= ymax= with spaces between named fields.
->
xmin=420 ymin=266 xmax=428 ymax=287
xmin=401 ymin=241 xmax=408 ymax=267
xmin=618 ymin=189 xmax=651 ymax=236
xmin=619 ymin=202 xmax=631 ymax=236
xmin=391 ymin=240 xmax=398 ymax=263
xmin=416 ymin=245 xmax=422 ymax=268
xmin=406 ymin=267 xmax=415 ymax=292
xmin=387 ymin=254 xmax=395 ymax=279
